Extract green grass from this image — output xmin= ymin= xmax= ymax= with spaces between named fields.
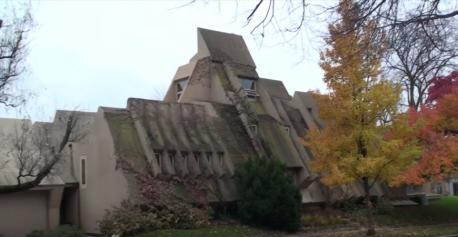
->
xmin=374 ymin=197 xmax=458 ymax=226
xmin=321 ymin=225 xmax=458 ymax=237
xmin=133 ymin=226 xmax=282 ymax=237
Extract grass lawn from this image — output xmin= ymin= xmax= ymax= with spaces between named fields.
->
xmin=133 ymin=197 xmax=458 ymax=237
xmin=374 ymin=196 xmax=458 ymax=226
xmin=319 ymin=225 xmax=458 ymax=237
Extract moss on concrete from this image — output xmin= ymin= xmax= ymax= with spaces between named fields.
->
xmin=257 ymin=116 xmax=303 ymax=167
xmin=104 ymin=110 xmax=148 ymax=172
xmin=248 ymin=101 xmax=267 ymax=115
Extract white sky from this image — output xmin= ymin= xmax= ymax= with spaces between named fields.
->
xmin=0 ymin=1 xmax=327 ymax=121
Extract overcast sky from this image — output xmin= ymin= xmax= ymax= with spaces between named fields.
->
xmin=1 ymin=1 xmax=327 ymax=122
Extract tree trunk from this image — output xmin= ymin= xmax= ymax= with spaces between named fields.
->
xmin=363 ymin=177 xmax=375 ymax=236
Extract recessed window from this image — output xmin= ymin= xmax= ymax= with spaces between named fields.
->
xmin=80 ymin=156 xmax=87 ymax=188
xmin=248 ymin=125 xmax=257 ymax=134
xmin=193 ymin=151 xmax=201 ymax=166
xmin=181 ymin=151 xmax=189 ymax=170
xmin=176 ymin=78 xmax=189 ymax=100
xmin=168 ymin=151 xmax=176 ymax=168
xmin=217 ymin=152 xmax=224 ymax=168
xmin=206 ymin=152 xmax=212 ymax=165
xmin=154 ymin=150 xmax=162 ymax=168
xmin=240 ymin=78 xmax=256 ymax=90
xmin=284 ymin=126 xmax=290 ymax=135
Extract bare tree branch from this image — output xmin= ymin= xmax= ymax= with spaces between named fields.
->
xmin=0 ymin=4 xmax=32 ymax=108
xmin=0 ymin=112 xmax=85 ymax=194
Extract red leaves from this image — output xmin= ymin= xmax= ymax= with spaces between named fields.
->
xmin=426 ymin=71 xmax=458 ymax=104
xmin=399 ymin=72 xmax=458 ymax=185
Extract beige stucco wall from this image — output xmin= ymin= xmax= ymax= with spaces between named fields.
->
xmin=0 ymin=190 xmax=48 ymax=237
xmin=76 ymin=108 xmax=130 ymax=234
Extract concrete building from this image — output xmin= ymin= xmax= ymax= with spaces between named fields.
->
xmin=0 ymin=28 xmax=450 ymax=236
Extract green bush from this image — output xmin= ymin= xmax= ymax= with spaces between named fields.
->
xmin=98 ymin=200 xmax=209 ymax=236
xmin=26 ymin=226 xmax=84 ymax=237
xmin=236 ymin=158 xmax=302 ymax=232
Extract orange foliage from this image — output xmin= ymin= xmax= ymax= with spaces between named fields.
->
xmin=396 ymin=87 xmax=458 ymax=185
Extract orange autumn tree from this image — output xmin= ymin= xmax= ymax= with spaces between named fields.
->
xmin=397 ymin=71 xmax=458 ymax=185
xmin=306 ymin=0 xmax=421 ymax=235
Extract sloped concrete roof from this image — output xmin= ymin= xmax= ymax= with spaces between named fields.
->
xmin=193 ymin=28 xmax=256 ymax=67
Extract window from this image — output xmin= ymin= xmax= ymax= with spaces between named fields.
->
xmin=176 ymin=78 xmax=189 ymax=100
xmin=80 ymin=156 xmax=87 ymax=188
xmin=193 ymin=151 xmax=201 ymax=165
xmin=284 ymin=126 xmax=290 ymax=135
xmin=154 ymin=150 xmax=162 ymax=168
xmin=168 ymin=151 xmax=176 ymax=168
xmin=248 ymin=125 xmax=257 ymax=134
xmin=240 ymin=78 xmax=256 ymax=90
xmin=206 ymin=152 xmax=212 ymax=165
xmin=181 ymin=151 xmax=189 ymax=170
xmin=239 ymin=78 xmax=257 ymax=98
xmin=217 ymin=152 xmax=224 ymax=168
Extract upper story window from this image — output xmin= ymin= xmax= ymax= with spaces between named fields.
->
xmin=176 ymin=78 xmax=189 ymax=100
xmin=239 ymin=77 xmax=258 ymax=99
xmin=240 ymin=78 xmax=256 ymax=90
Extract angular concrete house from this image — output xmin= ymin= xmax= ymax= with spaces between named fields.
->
xmin=0 ymin=28 xmax=451 ymax=236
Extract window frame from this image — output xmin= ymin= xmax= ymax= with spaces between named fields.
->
xmin=80 ymin=155 xmax=87 ymax=188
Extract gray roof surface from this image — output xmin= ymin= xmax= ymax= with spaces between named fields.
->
xmin=197 ymin=28 xmax=256 ymax=67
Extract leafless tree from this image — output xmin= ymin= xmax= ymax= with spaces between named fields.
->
xmin=226 ymin=0 xmax=458 ymax=109
xmin=0 ymin=112 xmax=84 ymax=194
xmin=243 ymin=0 xmax=457 ymax=38
xmin=386 ymin=18 xmax=458 ymax=110
xmin=0 ymin=4 xmax=32 ymax=107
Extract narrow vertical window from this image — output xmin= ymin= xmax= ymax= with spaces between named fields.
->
xmin=181 ymin=151 xmax=189 ymax=170
xmin=217 ymin=152 xmax=224 ymax=168
xmin=206 ymin=152 xmax=212 ymax=165
xmin=154 ymin=150 xmax=162 ymax=168
xmin=193 ymin=151 xmax=201 ymax=166
xmin=80 ymin=156 xmax=87 ymax=188
xmin=168 ymin=151 xmax=176 ymax=168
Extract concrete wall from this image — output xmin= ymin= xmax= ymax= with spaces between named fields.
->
xmin=0 ymin=190 xmax=48 ymax=237
xmin=76 ymin=108 xmax=130 ymax=234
